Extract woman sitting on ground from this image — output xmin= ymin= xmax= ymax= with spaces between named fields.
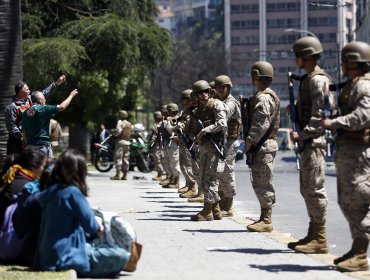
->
xmin=32 ymin=149 xmax=138 ymax=278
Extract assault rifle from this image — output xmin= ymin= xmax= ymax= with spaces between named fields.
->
xmin=239 ymin=95 xmax=252 ymax=166
xmin=178 ymin=130 xmax=197 ymax=160
xmin=288 ymin=72 xmax=301 ymax=170
xmin=192 ymin=115 xmax=225 ymax=160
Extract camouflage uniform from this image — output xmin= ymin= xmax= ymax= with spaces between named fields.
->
xmin=247 ymin=88 xmax=280 ymax=210
xmin=165 ymin=118 xmax=181 ymax=183
xmin=219 ymin=95 xmax=241 ymax=198
xmin=331 ymin=74 xmax=370 ymax=241
xmin=194 ymin=98 xmax=227 ymax=204
xmin=112 ymin=119 xmax=132 ymax=178
xmin=296 ymin=66 xmax=330 ymax=225
xmin=147 ymin=121 xmax=165 ymax=178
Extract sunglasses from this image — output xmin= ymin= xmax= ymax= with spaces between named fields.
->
xmin=196 ymin=89 xmax=210 ymax=95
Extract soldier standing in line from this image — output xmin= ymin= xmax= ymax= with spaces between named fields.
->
xmin=287 ymin=36 xmax=332 ymax=254
xmin=243 ymin=62 xmax=280 ymax=232
xmin=158 ymin=105 xmax=172 ymax=186
xmin=110 ymin=110 xmax=132 ymax=180
xmin=322 ymin=41 xmax=370 ymax=272
xmin=147 ymin=111 xmax=166 ymax=181
xmin=162 ymin=103 xmax=181 ymax=189
xmin=190 ymin=80 xmax=227 ymax=221
xmin=175 ymin=89 xmax=199 ymax=198
xmin=214 ymin=75 xmax=241 ymax=217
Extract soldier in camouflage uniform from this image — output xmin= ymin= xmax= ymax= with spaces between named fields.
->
xmin=175 ymin=89 xmax=199 ymax=197
xmin=243 ymin=62 xmax=280 ymax=232
xmin=162 ymin=103 xmax=181 ymax=188
xmin=147 ymin=111 xmax=166 ymax=181
xmin=288 ymin=36 xmax=332 ymax=254
xmin=322 ymin=41 xmax=370 ymax=272
xmin=214 ymin=75 xmax=241 ymax=217
xmin=110 ymin=110 xmax=132 ymax=180
xmin=190 ymin=80 xmax=227 ymax=221
xmin=158 ymin=105 xmax=172 ymax=186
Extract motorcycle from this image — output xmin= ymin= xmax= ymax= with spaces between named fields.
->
xmin=93 ymin=134 xmax=154 ymax=173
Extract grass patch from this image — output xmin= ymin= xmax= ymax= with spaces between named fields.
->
xmin=0 ymin=265 xmax=74 ymax=280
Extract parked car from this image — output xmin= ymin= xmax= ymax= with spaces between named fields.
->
xmin=277 ymin=128 xmax=294 ymax=150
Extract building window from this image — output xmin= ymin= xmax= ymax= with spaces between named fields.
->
xmin=231 ymin=4 xmax=259 ymax=14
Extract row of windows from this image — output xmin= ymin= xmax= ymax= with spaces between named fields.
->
xmin=231 ymin=17 xmax=336 ymax=30
xmin=231 ymin=3 xmax=300 ymax=14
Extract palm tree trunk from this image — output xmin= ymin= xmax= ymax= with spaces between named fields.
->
xmin=0 ymin=0 xmax=23 ymax=166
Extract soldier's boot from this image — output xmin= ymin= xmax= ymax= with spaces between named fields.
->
xmin=247 ymin=208 xmax=273 ymax=233
xmin=152 ymin=171 xmax=164 ymax=181
xmin=179 ymin=183 xmax=197 ymax=198
xmin=212 ymin=202 xmax=223 ymax=220
xmin=221 ymin=197 xmax=234 ymax=217
xmin=121 ymin=172 xmax=127 ymax=180
xmin=294 ymin=223 xmax=328 ymax=254
xmin=188 ymin=190 xmax=204 ymax=203
xmin=166 ymin=176 xmax=180 ymax=189
xmin=190 ymin=202 xmax=213 ymax=221
xmin=110 ymin=170 xmax=122 ymax=180
xmin=336 ymin=238 xmax=369 ymax=272
xmin=159 ymin=175 xmax=172 ymax=186
xmin=218 ymin=191 xmax=226 ymax=210
xmin=178 ymin=183 xmax=190 ymax=194
xmin=288 ymin=222 xmax=314 ymax=250
xmin=162 ymin=176 xmax=175 ymax=188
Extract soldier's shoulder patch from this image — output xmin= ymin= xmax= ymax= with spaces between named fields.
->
xmin=26 ymin=107 xmax=37 ymax=117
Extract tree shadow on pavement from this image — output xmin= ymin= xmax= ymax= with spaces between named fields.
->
xmin=140 ymin=196 xmax=178 ymax=199
xmin=163 ymin=205 xmax=203 ymax=209
xmin=145 ymin=191 xmax=176 ymax=194
xmin=147 ymin=200 xmax=186 ymax=203
xmin=157 ymin=210 xmax=200 ymax=213
xmin=160 ymin=213 xmax=191 ymax=218
xmin=136 ymin=217 xmax=190 ymax=222
xmin=184 ymin=229 xmax=247 ymax=234
xmin=249 ymin=263 xmax=334 ymax=272
xmin=209 ymin=248 xmax=291 ymax=254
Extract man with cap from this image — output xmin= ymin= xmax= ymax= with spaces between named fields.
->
xmin=190 ymin=80 xmax=227 ymax=221
xmin=147 ymin=111 xmax=166 ymax=181
xmin=322 ymin=41 xmax=370 ymax=272
xmin=110 ymin=110 xmax=132 ymax=180
xmin=287 ymin=36 xmax=333 ymax=254
xmin=158 ymin=105 xmax=172 ymax=186
xmin=215 ymin=75 xmax=241 ymax=217
xmin=5 ymin=75 xmax=66 ymax=155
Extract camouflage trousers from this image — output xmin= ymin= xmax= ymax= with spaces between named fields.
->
xmin=299 ymin=144 xmax=328 ymax=224
xmin=153 ymin=147 xmax=165 ymax=174
xmin=160 ymin=148 xmax=171 ymax=176
xmin=198 ymin=143 xmax=225 ymax=204
xmin=250 ymin=151 xmax=276 ymax=209
xmin=335 ymin=144 xmax=370 ymax=240
xmin=113 ymin=141 xmax=130 ymax=172
xmin=179 ymin=142 xmax=197 ymax=185
xmin=167 ymin=143 xmax=180 ymax=177
xmin=219 ymin=139 xmax=239 ymax=198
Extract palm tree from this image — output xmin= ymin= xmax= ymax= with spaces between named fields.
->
xmin=0 ymin=0 xmax=23 ymax=166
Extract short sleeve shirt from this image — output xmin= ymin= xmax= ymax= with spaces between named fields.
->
xmin=22 ymin=104 xmax=59 ymax=146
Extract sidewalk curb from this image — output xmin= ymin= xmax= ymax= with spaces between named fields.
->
xmin=231 ymin=213 xmax=370 ymax=280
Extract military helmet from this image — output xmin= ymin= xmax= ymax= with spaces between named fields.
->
xmin=154 ymin=111 xmax=162 ymax=118
xmin=251 ymin=61 xmax=274 ymax=78
xmin=209 ymin=81 xmax=215 ymax=89
xmin=167 ymin=102 xmax=179 ymax=112
xmin=161 ymin=105 xmax=168 ymax=113
xmin=341 ymin=41 xmax=370 ymax=62
xmin=119 ymin=110 xmax=128 ymax=118
xmin=192 ymin=80 xmax=211 ymax=93
xmin=181 ymin=89 xmax=192 ymax=99
xmin=215 ymin=75 xmax=233 ymax=88
xmin=293 ymin=36 xmax=323 ymax=58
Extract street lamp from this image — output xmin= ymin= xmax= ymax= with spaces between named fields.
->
xmin=284 ymin=28 xmax=318 ymax=38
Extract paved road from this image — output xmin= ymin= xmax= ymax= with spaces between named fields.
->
xmin=234 ymin=150 xmax=370 ymax=257
xmin=85 ymin=165 xmax=369 ymax=280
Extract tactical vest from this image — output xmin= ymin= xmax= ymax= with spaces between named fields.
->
xmin=223 ymin=95 xmax=241 ymax=139
xmin=194 ymin=98 xmax=223 ymax=141
xmin=247 ymin=88 xmax=280 ymax=139
xmin=337 ymin=74 xmax=370 ymax=145
xmin=181 ymin=107 xmax=196 ymax=138
xmin=296 ymin=66 xmax=331 ymax=129
xmin=118 ymin=120 xmax=132 ymax=141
